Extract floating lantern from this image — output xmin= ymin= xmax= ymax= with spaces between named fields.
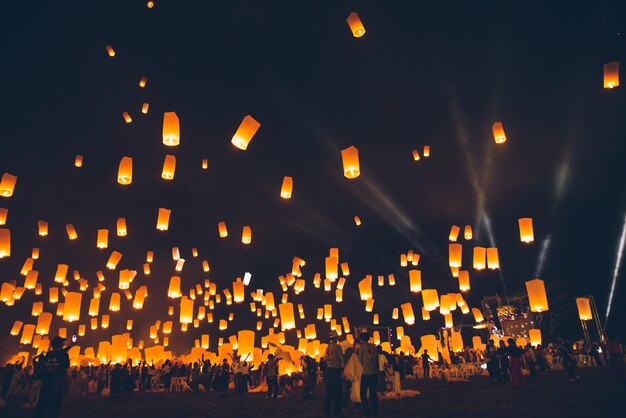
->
xmin=473 ymin=247 xmax=486 ymax=270
xmin=21 ymin=324 xmax=36 ymax=345
xmin=401 ymin=303 xmax=415 ymax=325
xmin=122 ymin=112 xmax=132 ymax=123
xmin=25 ymin=270 xmax=38 ymax=289
xmin=341 ymin=146 xmax=360 ymax=179
xmin=449 ymin=225 xmax=460 ymax=242
xmin=89 ymin=298 xmax=100 ymax=316
xmin=139 ymin=76 xmax=148 ymax=87
xmin=233 ymin=279 xmax=245 ymax=303
xmin=280 ymin=176 xmax=293 ymax=199
xmin=340 ymin=262 xmax=350 ymax=276
xmin=96 ymin=229 xmax=109 ymax=249
xmin=346 ymin=12 xmax=366 ymax=37
xmin=217 ymin=221 xmax=228 ymax=238
xmin=141 ymin=103 xmax=149 ymax=114
xmin=279 ymin=302 xmax=296 ymax=330
xmin=472 ymin=308 xmax=484 ymax=323
xmin=412 ymin=150 xmax=420 ymax=161
xmin=66 ymin=224 xmax=78 ymax=240
xmin=487 ymin=247 xmax=499 ymax=269
xmin=463 ymin=225 xmax=472 ymax=240
xmin=365 ymin=298 xmax=374 ymax=312
xmin=109 ymin=293 xmax=121 ymax=312
xmin=116 ymin=219 xmax=127 ymax=236
xmin=201 ymin=159 xmax=208 ymax=170
xmin=118 ymin=269 xmax=132 ymax=290
xmin=423 ymin=146 xmax=430 ymax=157
xmin=354 ymin=216 xmax=361 ymax=226
xmin=105 ymin=45 xmax=115 ymax=57
xmin=74 ymin=155 xmax=83 ymax=167
xmin=529 ymin=329 xmax=542 ymax=347
xmin=63 ymin=292 xmax=82 ymax=322
xmin=231 ymin=115 xmax=261 ymax=150
xmin=0 ymin=228 xmax=10 ymax=258
xmin=526 ymin=279 xmax=549 ymax=312
xmin=54 ymin=264 xmax=69 ymax=283
xmin=162 ymin=112 xmax=180 ymax=146
xmin=242 ymin=226 xmax=252 ymax=244
xmin=156 ymin=208 xmax=171 ymax=231
xmin=117 ymin=157 xmax=133 ymax=185
xmin=408 ymin=270 xmax=422 ymax=293
xmin=444 ymin=313 xmax=453 ymax=328
xmin=161 ymin=155 xmax=176 ymax=179
xmin=518 ymin=218 xmax=534 ymax=243
xmin=400 ymin=254 xmax=407 ymax=267
xmin=458 ymin=270 xmax=470 ymax=292
xmin=180 ymin=297 xmax=194 ymax=324
xmin=38 ymin=220 xmax=48 ymax=236
xmin=36 ymin=312 xmax=52 ymax=335
xmin=448 ymin=243 xmax=462 ymax=268
xmin=576 ymin=297 xmax=593 ymax=321
xmin=492 ymin=122 xmax=507 ymax=144
xmin=325 ymin=257 xmax=338 ymax=280
xmin=422 ymin=307 xmax=430 ymax=320
xmin=0 ymin=173 xmax=17 ymax=197
xmin=451 ymin=332 xmax=464 ymax=352
xmin=422 ymin=289 xmax=439 ymax=311
xmin=106 ymin=251 xmax=122 ymax=270
xmin=604 ymin=62 xmax=619 ymax=89
xmin=0 ymin=208 xmax=7 ymax=225
xmin=358 ymin=276 xmax=372 ymax=300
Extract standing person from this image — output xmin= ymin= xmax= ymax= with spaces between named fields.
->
xmin=33 ymin=336 xmax=70 ymax=418
xmin=356 ymin=332 xmax=379 ymax=417
xmin=421 ymin=350 xmax=432 ymax=381
xmin=507 ymin=339 xmax=525 ymax=386
xmin=264 ymin=354 xmax=280 ymax=400
xmin=376 ymin=346 xmax=388 ymax=395
xmin=324 ymin=331 xmax=344 ymax=417
xmin=301 ymin=356 xmax=316 ymax=400
xmin=498 ymin=340 xmax=510 ymax=383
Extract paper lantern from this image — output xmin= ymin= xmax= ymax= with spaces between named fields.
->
xmin=444 ymin=313 xmax=453 ymax=328
xmin=115 ymin=218 xmax=127 ymax=237
xmin=0 ymin=228 xmax=10 ymax=258
xmin=36 ymin=312 xmax=52 ymax=335
xmin=162 ymin=112 xmax=180 ymax=146
xmin=388 ymin=274 xmax=396 ymax=286
xmin=365 ymin=298 xmax=374 ymax=312
xmin=354 ymin=216 xmax=361 ymax=226
xmin=358 ymin=276 xmax=373 ymax=300
xmin=38 ymin=220 xmax=48 ymax=236
xmin=341 ymin=146 xmax=360 ymax=179
xmin=117 ymin=157 xmax=133 ymax=185
xmin=242 ymin=226 xmax=252 ymax=244
xmin=325 ymin=257 xmax=338 ymax=280
xmin=463 ymin=225 xmax=472 ymax=240
xmin=423 ymin=146 xmax=430 ymax=157
xmin=106 ymin=251 xmax=122 ymax=270
xmin=492 ymin=122 xmax=507 ymax=144
xmin=518 ymin=218 xmax=534 ymax=243
xmin=122 ymin=112 xmax=132 ymax=123
xmin=420 ymin=307 xmax=430 ymax=321
xmin=233 ymin=279 xmax=245 ymax=303
xmin=0 ymin=282 xmax=14 ymax=302
xmin=471 ymin=308 xmax=484 ymax=323
xmin=473 ymin=247 xmax=486 ymax=270
xmin=109 ymin=293 xmax=121 ymax=312
xmin=280 ymin=176 xmax=293 ymax=199
xmin=180 ymin=297 xmax=194 ymax=324
xmin=118 ymin=269 xmax=133 ymax=290
xmin=231 ymin=115 xmax=261 ymax=150
xmin=448 ymin=225 xmax=460 ymax=242
xmin=422 ymin=289 xmax=439 ymax=311
xmin=458 ymin=270 xmax=470 ymax=292
xmin=487 ymin=247 xmax=499 ymax=269
xmin=279 ymin=302 xmax=296 ymax=330
xmin=412 ymin=150 xmax=420 ymax=161
xmin=451 ymin=332 xmax=464 ymax=352
xmin=25 ymin=270 xmax=39 ymax=289
xmin=324 ymin=304 xmax=333 ymax=321
xmin=54 ymin=264 xmax=69 ymax=283
xmin=526 ymin=279 xmax=549 ymax=312
xmin=31 ymin=301 xmax=43 ymax=316
xmin=401 ymin=303 xmax=415 ymax=325
xmin=168 ymin=276 xmax=182 ymax=298
xmin=66 ymin=224 xmax=78 ymax=240
xmin=0 ymin=208 xmax=7 ymax=226
xmin=576 ymin=297 xmax=593 ymax=321
xmin=346 ymin=12 xmax=366 ymax=37
xmin=105 ymin=45 xmax=115 ymax=56
xmin=139 ymin=76 xmax=148 ymax=87
xmin=0 ymin=173 xmax=17 ymax=197
xmin=63 ymin=292 xmax=82 ymax=322
xmin=400 ymin=254 xmax=407 ymax=267
xmin=95 ymin=229 xmax=108 ymax=249
xmin=21 ymin=324 xmax=36 ymax=345
xmin=604 ymin=62 xmax=619 ymax=89
xmin=156 ymin=208 xmax=171 ymax=231
xmin=74 ymin=155 xmax=83 ymax=168
xmin=161 ymin=155 xmax=176 ymax=180
xmin=88 ymin=298 xmax=100 ymax=316
xmin=529 ymin=329 xmax=542 ymax=347
xmin=448 ymin=243 xmax=462 ymax=268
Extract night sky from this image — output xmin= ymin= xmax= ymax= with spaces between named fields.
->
xmin=1 ymin=0 xmax=626 ymax=360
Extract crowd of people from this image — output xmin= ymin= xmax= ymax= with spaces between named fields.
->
xmin=0 ymin=332 xmax=624 ymax=418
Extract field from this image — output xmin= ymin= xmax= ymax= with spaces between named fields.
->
xmin=2 ymin=368 xmax=623 ymax=418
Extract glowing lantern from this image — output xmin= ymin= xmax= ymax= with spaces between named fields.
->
xmin=0 ymin=174 xmax=17 ymax=197
xmin=242 ymin=226 xmax=252 ymax=244
xmin=36 ymin=312 xmax=52 ymax=335
xmin=21 ymin=324 xmax=36 ymax=345
xmin=161 ymin=155 xmax=176 ymax=179
xmin=448 ymin=243 xmax=462 ymax=268
xmin=340 ymin=262 xmax=350 ymax=276
xmin=358 ymin=276 xmax=373 ymax=300
xmin=472 ymin=308 xmax=484 ymax=323
xmin=422 ymin=289 xmax=439 ymax=311
xmin=576 ymin=297 xmax=593 ymax=321
xmin=74 ymin=155 xmax=83 ymax=168
xmin=463 ymin=225 xmax=472 ymax=240
xmin=122 ymin=112 xmax=132 ymax=123
xmin=54 ymin=264 xmax=69 ymax=283
xmin=325 ymin=257 xmax=338 ymax=280
xmin=88 ymin=298 xmax=100 ymax=316
xmin=346 ymin=12 xmax=366 ymax=37
xmin=116 ymin=218 xmax=127 ymax=236
xmin=365 ymin=298 xmax=374 ymax=312
xmin=529 ymin=329 xmax=542 ymax=347
xmin=458 ymin=270 xmax=470 ymax=292
xmin=448 ymin=226 xmax=460 ymax=242
xmin=105 ymin=45 xmax=115 ymax=56
xmin=97 ymin=229 xmax=109 ymax=249
xmin=106 ymin=251 xmax=122 ymax=270
xmin=140 ymin=103 xmax=149 ymax=114
xmin=180 ymin=297 xmax=194 ymax=324
xmin=38 ymin=220 xmax=48 ymax=236
xmin=412 ymin=150 xmax=420 ymax=161
xmin=109 ymin=293 xmax=121 ymax=312
xmin=400 ymin=254 xmax=407 ymax=267
xmin=0 ymin=229 xmax=10 ymax=258
xmin=231 ymin=115 xmax=261 ymax=150
xmin=451 ymin=332 xmax=464 ymax=352
xmin=444 ymin=313 xmax=453 ymax=328
xmin=518 ymin=218 xmax=534 ymax=243
xmin=526 ymin=279 xmax=549 ymax=312
xmin=118 ymin=269 xmax=133 ymax=290
xmin=401 ymin=303 xmax=415 ymax=325
xmin=603 ymin=62 xmax=619 ymax=89
xmin=156 ymin=208 xmax=171 ymax=231
xmin=31 ymin=301 xmax=43 ymax=316
xmin=280 ymin=176 xmax=293 ymax=199
xmin=473 ymin=247 xmax=486 ymax=270
xmin=487 ymin=247 xmax=499 ymax=269
xmin=117 ymin=157 xmax=133 ymax=185
xmin=233 ymin=279 xmax=245 ymax=303
xmin=423 ymin=146 xmax=430 ymax=157
xmin=421 ymin=307 xmax=430 ymax=321
xmin=66 ymin=224 xmax=78 ymax=240
xmin=353 ymin=216 xmax=362 ymax=226
xmin=162 ymin=112 xmax=180 ymax=146
xmin=63 ymin=292 xmax=82 ymax=322
xmin=25 ymin=270 xmax=39 ymax=289
xmin=492 ymin=122 xmax=507 ymax=144
xmin=168 ymin=276 xmax=182 ymax=298
xmin=139 ymin=76 xmax=148 ymax=87
xmin=341 ymin=146 xmax=360 ymax=179
xmin=279 ymin=302 xmax=296 ymax=330
xmin=324 ymin=304 xmax=333 ymax=321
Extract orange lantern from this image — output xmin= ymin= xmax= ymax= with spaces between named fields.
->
xmin=448 ymin=243 xmax=462 ymax=268
xmin=279 ymin=302 xmax=296 ymax=330
xmin=156 ymin=208 xmax=171 ymax=231
xmin=412 ymin=150 xmax=420 ymax=161
xmin=242 ymin=226 xmax=252 ymax=244
xmin=54 ymin=264 xmax=69 ymax=283
xmin=105 ymin=45 xmax=115 ymax=57
xmin=354 ymin=216 xmax=361 ymax=226
xmin=325 ymin=256 xmax=338 ymax=280
xmin=0 ymin=207 xmax=7 ymax=225
xmin=97 ymin=229 xmax=109 ymax=248
xmin=109 ymin=292 xmax=121 ymax=312
xmin=63 ymin=292 xmax=82 ymax=322
xmin=473 ymin=247 xmax=486 ymax=270
xmin=341 ymin=146 xmax=360 ymax=179
xmin=0 ymin=173 xmax=17 ymax=197
xmin=463 ymin=225 xmax=472 ymax=240
xmin=346 ymin=12 xmax=366 ymax=37
xmin=217 ymin=221 xmax=228 ymax=238
xmin=526 ymin=279 xmax=549 ymax=312
xmin=409 ymin=269 xmax=422 ymax=292
xmin=458 ymin=270 xmax=470 ymax=292
xmin=74 ymin=155 xmax=83 ymax=167
xmin=141 ymin=103 xmax=149 ymax=114
xmin=603 ymin=61 xmax=620 ymax=89
xmin=358 ymin=276 xmax=373 ymax=300
xmin=106 ymin=251 xmax=122 ymax=270
xmin=180 ymin=296 xmax=194 ymax=324
xmin=66 ymin=224 xmax=78 ymax=240
xmin=518 ymin=218 xmax=534 ymax=243
xmin=492 ymin=122 xmax=507 ymax=144
xmin=528 ymin=329 xmax=542 ymax=347
xmin=168 ymin=276 xmax=182 ymax=298
xmin=576 ymin=297 xmax=593 ymax=321
xmin=162 ymin=112 xmax=180 ymax=146
xmin=401 ymin=303 xmax=415 ymax=325
xmin=116 ymin=218 xmax=127 ymax=236
xmin=231 ymin=115 xmax=261 ymax=150
xmin=487 ymin=247 xmax=499 ymax=269
xmin=117 ymin=157 xmax=133 ymax=185
xmin=280 ymin=176 xmax=293 ymax=199
xmin=139 ymin=76 xmax=148 ymax=87
xmin=122 ymin=112 xmax=132 ymax=124
xmin=422 ymin=289 xmax=439 ymax=311
xmin=0 ymin=228 xmax=10 ymax=258
xmin=472 ymin=307 xmax=484 ymax=323
xmin=38 ymin=220 xmax=48 ymax=236
xmin=36 ymin=312 xmax=53 ymax=335
xmin=449 ymin=225 xmax=460 ymax=242
xmin=423 ymin=146 xmax=430 ymax=157
xmin=161 ymin=155 xmax=176 ymax=180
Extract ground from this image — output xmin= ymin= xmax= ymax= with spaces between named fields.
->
xmin=2 ymin=368 xmax=623 ymax=418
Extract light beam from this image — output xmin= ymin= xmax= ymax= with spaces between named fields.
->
xmin=605 ymin=212 xmax=626 ymax=324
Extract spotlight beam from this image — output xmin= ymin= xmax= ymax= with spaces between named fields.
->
xmin=605 ymin=212 xmax=626 ymax=325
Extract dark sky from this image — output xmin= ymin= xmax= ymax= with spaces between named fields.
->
xmin=1 ymin=0 xmax=625 ymax=360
